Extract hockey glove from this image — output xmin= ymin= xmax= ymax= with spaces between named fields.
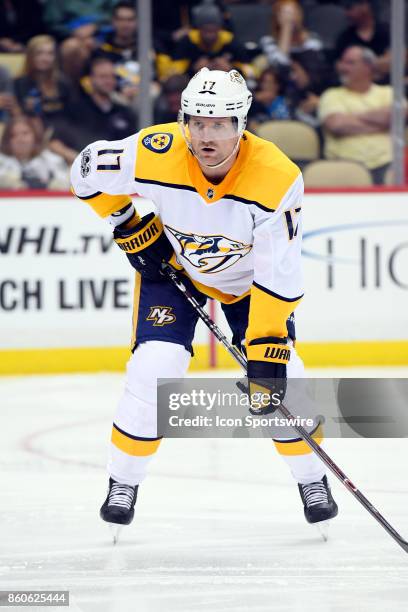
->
xmin=246 ymin=336 xmax=290 ymax=415
xmin=113 ymin=212 xmax=174 ymax=280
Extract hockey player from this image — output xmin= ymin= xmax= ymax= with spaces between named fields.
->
xmin=71 ymin=68 xmax=338 ymax=536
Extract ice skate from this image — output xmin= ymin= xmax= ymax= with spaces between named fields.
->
xmin=298 ymin=475 xmax=338 ymax=540
xmin=100 ymin=478 xmax=138 ymax=543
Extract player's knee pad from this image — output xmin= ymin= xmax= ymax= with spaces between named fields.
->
xmin=125 ymin=340 xmax=191 ymax=394
xmin=116 ymin=341 xmax=191 ymax=437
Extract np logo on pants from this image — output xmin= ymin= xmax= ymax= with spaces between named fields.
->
xmin=146 ymin=307 xmax=176 ymax=326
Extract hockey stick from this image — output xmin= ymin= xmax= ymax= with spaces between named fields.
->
xmin=162 ymin=264 xmax=408 ymax=554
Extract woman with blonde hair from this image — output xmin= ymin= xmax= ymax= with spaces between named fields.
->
xmin=0 ymin=115 xmax=69 ymax=190
xmin=13 ymin=35 xmax=71 ymax=127
xmin=256 ymin=0 xmax=330 ymax=126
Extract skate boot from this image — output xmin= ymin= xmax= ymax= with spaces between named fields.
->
xmin=298 ymin=475 xmax=338 ymax=524
xmin=100 ymin=477 xmax=138 ymax=526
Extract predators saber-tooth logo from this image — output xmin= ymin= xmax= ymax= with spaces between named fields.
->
xmin=166 ymin=226 xmax=252 ymax=273
xmin=146 ymin=307 xmax=176 ymax=326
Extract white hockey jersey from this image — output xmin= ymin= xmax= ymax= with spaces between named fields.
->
xmin=71 ymin=122 xmax=304 ymax=343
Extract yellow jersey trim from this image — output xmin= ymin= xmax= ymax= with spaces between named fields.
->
xmin=246 ymin=283 xmax=303 ymax=344
xmin=74 ymin=190 xmax=132 ymax=218
xmin=135 ymin=124 xmax=301 ymax=210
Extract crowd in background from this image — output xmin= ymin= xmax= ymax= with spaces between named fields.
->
xmin=0 ymin=0 xmax=407 ymax=189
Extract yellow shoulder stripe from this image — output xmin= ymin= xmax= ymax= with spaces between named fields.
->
xmin=134 ymin=125 xmax=301 ymax=212
xmin=231 ymin=133 xmax=301 ymax=211
xmin=135 ymin=123 xmax=192 ymax=187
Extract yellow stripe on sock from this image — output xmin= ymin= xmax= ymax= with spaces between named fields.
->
xmin=273 ymin=424 xmax=323 ymax=456
xmin=111 ymin=426 xmax=162 ymax=456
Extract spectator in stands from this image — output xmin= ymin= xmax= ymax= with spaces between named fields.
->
xmin=0 ymin=0 xmax=44 ymax=52
xmin=96 ymin=1 xmax=143 ymax=105
xmin=248 ymin=67 xmax=292 ymax=129
xmin=98 ymin=1 xmax=138 ymax=64
xmin=49 ymin=57 xmax=137 ymax=165
xmin=42 ymin=0 xmax=116 ymax=41
xmin=256 ymin=0 xmax=330 ymax=93
xmin=334 ymin=0 xmax=390 ymax=80
xmin=154 ymin=74 xmax=189 ymax=124
xmin=153 ymin=0 xmax=235 ymax=81
xmin=318 ymin=46 xmax=398 ymax=184
xmin=0 ymin=116 xmax=69 ymax=190
xmin=168 ymin=0 xmax=250 ymax=79
xmin=153 ymin=0 xmax=193 ymax=67
xmin=13 ymin=35 xmax=71 ymax=128
xmin=0 ymin=66 xmax=20 ymax=124
xmin=60 ymin=17 xmax=99 ymax=86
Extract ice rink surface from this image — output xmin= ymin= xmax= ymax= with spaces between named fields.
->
xmin=1 ymin=368 xmax=408 ymax=612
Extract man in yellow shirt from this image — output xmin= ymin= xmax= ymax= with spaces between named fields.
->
xmin=319 ymin=45 xmax=394 ymax=184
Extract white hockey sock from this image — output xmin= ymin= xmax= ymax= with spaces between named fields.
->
xmin=108 ymin=341 xmax=191 ymax=486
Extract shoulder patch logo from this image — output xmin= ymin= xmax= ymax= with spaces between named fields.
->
xmin=142 ymin=132 xmax=173 ymax=154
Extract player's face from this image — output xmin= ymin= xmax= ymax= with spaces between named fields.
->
xmin=188 ymin=116 xmax=239 ymax=167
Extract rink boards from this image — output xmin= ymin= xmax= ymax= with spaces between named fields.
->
xmin=0 ymin=188 xmax=407 ymax=373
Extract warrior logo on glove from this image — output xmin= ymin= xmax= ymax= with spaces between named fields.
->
xmin=115 ymin=216 xmax=161 ymax=253
xmin=113 ymin=212 xmax=174 ymax=280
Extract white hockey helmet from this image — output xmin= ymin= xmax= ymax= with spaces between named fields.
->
xmin=179 ymin=67 xmax=252 ymax=134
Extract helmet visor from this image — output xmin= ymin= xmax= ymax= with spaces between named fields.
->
xmin=184 ymin=114 xmax=239 ymax=142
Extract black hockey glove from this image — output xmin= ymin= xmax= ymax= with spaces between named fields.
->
xmin=245 ymin=336 xmax=290 ymax=415
xmin=113 ymin=212 xmax=174 ymax=281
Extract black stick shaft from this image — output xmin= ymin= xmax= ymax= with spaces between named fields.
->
xmin=163 ymin=264 xmax=408 ymax=554
xmin=277 ymin=402 xmax=408 ymax=553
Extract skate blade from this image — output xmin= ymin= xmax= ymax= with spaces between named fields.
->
xmin=108 ymin=523 xmax=123 ymax=545
xmin=314 ymin=520 xmax=330 ymax=542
